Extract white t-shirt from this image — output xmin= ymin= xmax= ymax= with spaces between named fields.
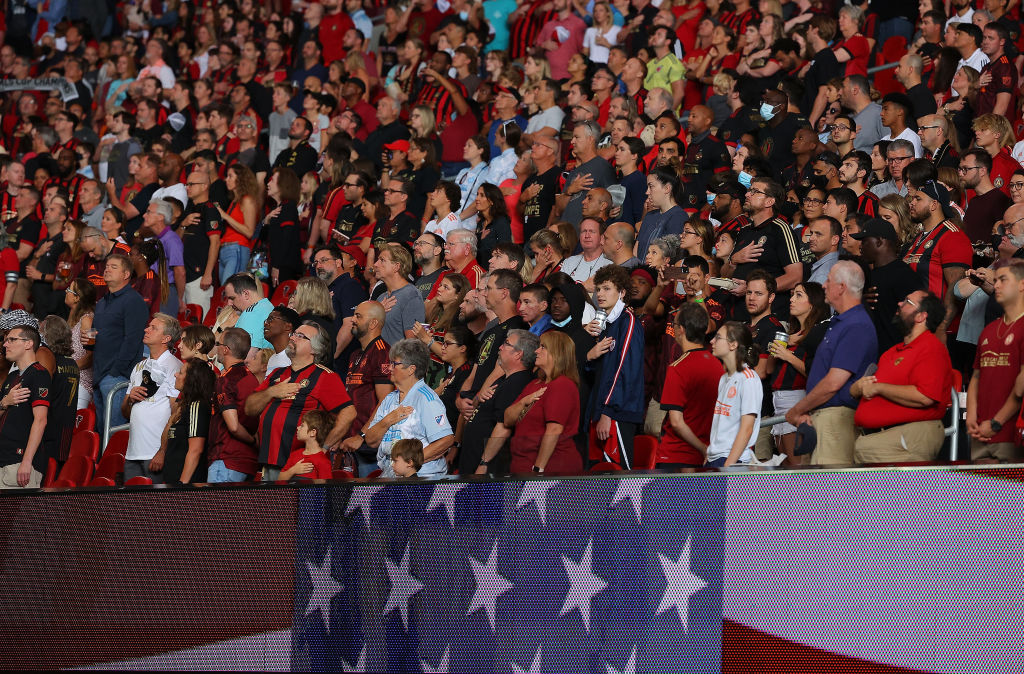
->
xmin=425 ymin=212 xmax=461 ymax=240
xmin=582 ymin=25 xmax=622 ymax=64
xmin=152 ymin=183 xmax=189 ymax=208
xmin=526 ymin=106 xmax=566 ymax=135
xmin=265 ymin=349 xmax=291 ymax=380
xmin=371 ymin=380 xmax=453 ymax=478
xmin=125 ymin=350 xmax=182 ymax=460
xmin=957 ymin=49 xmax=989 ymax=76
xmin=560 ymin=253 xmax=612 ymax=284
xmin=880 ymin=127 xmax=923 ymax=158
xmin=706 ymin=366 xmax=762 ymax=464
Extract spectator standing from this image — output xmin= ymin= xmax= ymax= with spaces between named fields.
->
xmin=806 ymin=216 xmax=842 ymax=284
xmin=636 ymin=167 xmax=689 ymax=263
xmin=444 ymin=228 xmax=487 ymax=289
xmin=840 ymin=75 xmax=884 ymax=154
xmin=535 ymin=0 xmax=586 ymax=80
xmin=38 ymin=317 xmax=79 ymax=467
xmin=141 ymin=199 xmax=185 ymax=316
xmin=556 ymin=121 xmax=616 ymax=227
xmin=706 ymin=322 xmax=763 ymax=468
xmin=585 ymin=265 xmax=645 ymax=469
xmin=870 ymin=139 xmax=914 ymax=199
xmin=224 ymin=273 xmax=274 ymax=351
xmin=344 ymin=301 xmax=394 ymax=470
xmin=262 ymin=306 xmax=299 ymax=377
xmin=312 ymin=245 xmax=368 ymax=373
xmin=0 ymin=325 xmax=50 ymax=488
xmin=785 ymin=261 xmax=879 ymax=464
xmin=180 ymin=170 xmax=222 ymax=318
xmin=373 ymin=243 xmax=425 ymax=347
xmin=959 ymin=149 xmax=1011 ymax=244
xmin=92 ymin=253 xmax=148 ymax=436
xmin=975 ymin=23 xmax=1016 ymax=118
xmin=154 ymin=358 xmax=217 ymax=484
xmin=207 ymin=328 xmax=260 ymax=483
xmin=121 ymin=314 xmax=183 ymax=482
xmin=966 ymin=260 xmax=1024 ymax=463
xmin=245 ymin=322 xmax=356 ymax=480
xmin=658 ymin=303 xmax=725 ymax=469
xmin=65 ymin=277 xmax=96 ymax=409
xmin=852 ymin=291 xmax=954 ymax=463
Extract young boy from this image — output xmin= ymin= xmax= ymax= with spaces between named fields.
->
xmin=390 ymin=438 xmax=424 ymax=478
xmin=585 ymin=264 xmax=646 ymax=469
xmin=280 ymin=410 xmax=335 ymax=480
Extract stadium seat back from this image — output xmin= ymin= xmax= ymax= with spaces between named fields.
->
xmin=104 ymin=429 xmax=130 ymax=457
xmin=94 ymin=451 xmax=126 ymax=483
xmin=271 ymin=280 xmax=298 ymax=307
xmin=69 ymin=430 xmax=100 ymax=464
xmin=125 ymin=476 xmax=154 ymax=486
xmin=55 ymin=454 xmax=94 ymax=487
xmin=634 ymin=435 xmax=658 ymax=470
xmin=75 ymin=407 xmax=96 ymax=433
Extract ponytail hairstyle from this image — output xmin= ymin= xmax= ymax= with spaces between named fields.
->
xmin=649 ymin=165 xmax=687 ymax=208
xmin=722 ymin=321 xmax=760 ymax=370
xmin=136 ymin=239 xmax=169 ymax=304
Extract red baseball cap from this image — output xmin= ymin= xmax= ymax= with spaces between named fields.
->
xmin=340 ymin=245 xmax=367 ymax=268
xmin=384 ymin=139 xmax=410 ymax=153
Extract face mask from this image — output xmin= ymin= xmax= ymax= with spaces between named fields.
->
xmin=711 ymin=245 xmax=718 ymax=257
xmin=738 ymin=171 xmax=753 ymax=188
xmin=810 ymin=174 xmax=828 ymax=189
xmin=552 ymin=316 xmax=572 ymax=327
xmin=706 ymin=193 xmax=716 ymax=205
xmin=759 ymin=102 xmax=777 ymax=121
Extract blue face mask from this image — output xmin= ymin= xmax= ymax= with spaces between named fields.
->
xmin=706 ymin=193 xmax=716 ymax=205
xmin=738 ymin=171 xmax=753 ymax=188
xmin=552 ymin=316 xmax=572 ymax=328
xmin=759 ymin=102 xmax=777 ymax=121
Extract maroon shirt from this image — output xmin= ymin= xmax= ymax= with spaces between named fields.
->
xmin=208 ymin=361 xmax=261 ymax=476
xmin=345 ymin=336 xmax=392 ymax=435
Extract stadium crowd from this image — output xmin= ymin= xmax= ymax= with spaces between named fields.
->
xmin=2 ymin=0 xmax=1024 ymax=488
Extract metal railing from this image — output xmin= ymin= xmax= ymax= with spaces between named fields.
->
xmin=867 ymin=61 xmax=899 ymax=75
xmin=102 ymin=381 xmax=130 ymax=451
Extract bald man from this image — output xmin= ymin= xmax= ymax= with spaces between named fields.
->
xmin=682 ymin=104 xmax=731 ymax=210
xmin=344 ymin=300 xmax=395 ymax=441
xmin=601 ymin=222 xmax=642 ymax=269
xmin=581 ymin=187 xmax=613 ymax=225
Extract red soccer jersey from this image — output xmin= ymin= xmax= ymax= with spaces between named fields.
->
xmin=256 ymin=362 xmax=352 ymax=468
xmin=282 ymin=448 xmax=334 ymax=480
xmin=209 ymin=361 xmax=261 ymax=476
xmin=833 ymin=34 xmax=870 ymax=76
xmin=991 ymin=147 xmax=1023 ymax=196
xmin=973 ymin=316 xmax=1024 ymax=444
xmin=659 ymin=349 xmax=725 ymax=466
xmin=856 ymin=190 xmax=879 ymax=217
xmin=902 ymin=220 xmax=972 ymax=299
xmin=854 ymin=330 xmax=953 ymax=429
xmin=455 ymin=259 xmax=486 ymax=289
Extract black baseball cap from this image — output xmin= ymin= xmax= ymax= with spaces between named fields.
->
xmin=850 ymin=217 xmax=900 ymax=243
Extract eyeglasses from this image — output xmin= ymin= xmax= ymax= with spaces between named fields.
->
xmin=1009 ymin=182 xmax=1024 ymax=190
xmin=502 ymin=338 xmax=522 ymax=351
xmin=918 ymin=125 xmax=941 ymax=131
xmin=887 ymin=156 xmax=914 ymax=163
xmin=2 ymin=336 xmax=29 ymax=344
xmin=682 ymin=229 xmax=698 ymax=236
xmin=389 ymin=360 xmax=411 ymax=368
xmin=382 ymin=188 xmax=399 ymax=194
xmin=747 ymin=187 xmax=768 ymax=197
xmin=343 ymin=182 xmax=361 ymax=188
xmin=902 ymin=297 xmax=919 ymax=308
xmin=289 ymin=331 xmax=312 ymax=341
xmin=803 ymin=197 xmax=825 ymax=205
xmin=441 ymin=340 xmax=459 ymax=347
xmin=957 ymin=165 xmax=982 ymax=174
xmin=65 ymin=288 xmax=79 ymax=296
xmin=185 ymin=182 xmax=207 ymax=187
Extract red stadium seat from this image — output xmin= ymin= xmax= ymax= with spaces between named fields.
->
xmin=75 ymin=407 xmax=96 ymax=433
xmin=332 ymin=469 xmax=354 ymax=480
xmin=125 ymin=476 xmax=154 ymax=486
xmin=271 ymin=280 xmax=297 ymax=307
xmin=88 ymin=476 xmax=116 ymax=487
xmin=633 ymin=436 xmax=658 ymax=470
xmin=94 ymin=451 xmax=126 ymax=483
xmin=185 ymin=303 xmax=204 ymax=324
xmin=104 ymin=429 xmax=129 ymax=457
xmin=367 ymin=469 xmax=383 ymax=478
xmin=69 ymin=430 xmax=100 ymax=464
xmin=55 ymin=454 xmax=94 ymax=487
xmin=589 ymin=461 xmax=623 ymax=472
xmin=53 ymin=478 xmax=76 ymax=487
xmin=43 ymin=458 xmax=57 ymax=487
xmin=261 ymin=281 xmax=270 ymax=298
xmin=873 ymin=36 xmax=908 ymax=97
xmin=207 ymin=286 xmax=227 ymax=323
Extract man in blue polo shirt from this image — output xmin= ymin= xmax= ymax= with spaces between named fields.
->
xmin=785 ymin=260 xmax=878 ymax=465
xmin=224 ymin=273 xmax=273 ymax=351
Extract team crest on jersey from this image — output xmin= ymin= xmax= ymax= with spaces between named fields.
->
xmin=727 ymin=386 xmax=737 ymax=398
xmin=758 ymin=235 xmax=767 ymax=247
xmin=894 ymin=358 xmax=904 ymax=367
xmin=435 ymin=415 xmax=444 ymax=425
xmin=299 ymin=379 xmax=310 ymax=389
xmin=38 ymin=388 xmax=47 ymax=399
xmin=925 ymin=239 xmax=934 ymax=249
xmin=995 ymin=177 xmax=1005 ymax=188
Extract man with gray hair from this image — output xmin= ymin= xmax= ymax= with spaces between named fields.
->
xmin=459 ymin=328 xmax=540 ymax=475
xmin=245 ymin=320 xmax=357 ymax=481
xmin=141 ymin=199 xmax=186 ymax=316
xmin=870 ymin=139 xmax=915 ymax=198
xmin=444 ymin=228 xmax=486 ymax=289
xmin=785 ymin=260 xmax=879 ymax=465
xmin=556 ymin=121 xmax=616 ymax=227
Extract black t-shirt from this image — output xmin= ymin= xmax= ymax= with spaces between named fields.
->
xmin=867 ymin=258 xmax=925 ymax=354
xmin=962 ymin=188 xmax=1011 ymax=244
xmin=758 ymin=113 xmax=807 ymax=175
xmin=905 ymin=82 xmax=937 ymax=119
xmin=266 ymin=201 xmax=304 ymax=282
xmin=209 ymin=179 xmax=232 ymax=211
xmin=733 ymin=216 xmax=802 ymax=280
xmin=521 ymin=165 xmax=560 ymax=241
xmin=180 ymin=200 xmax=221 ymax=283
xmin=470 ymin=315 xmax=529 ymax=393
xmin=44 ymin=354 xmax=79 ymax=462
xmin=164 ymin=400 xmax=212 ymax=484
xmin=335 ymin=203 xmax=368 ymax=241
xmin=372 ymin=211 xmax=419 ymax=248
xmin=750 ymin=313 xmax=785 ymax=415
xmin=0 ymin=362 xmax=51 ymax=471
xmin=231 ymin=146 xmax=272 ymax=177
xmin=415 ymin=267 xmax=446 ymax=300
xmin=407 ymin=164 xmax=440 ymax=219
xmin=459 ymin=369 xmax=535 ymax=474
xmin=801 ymin=47 xmax=843 ymax=117
xmin=273 ymin=142 xmax=318 ymax=180
xmin=440 ymin=361 xmax=473 ymax=429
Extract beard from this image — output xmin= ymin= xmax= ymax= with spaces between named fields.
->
xmin=315 ymin=267 xmax=332 ymax=282
xmin=892 ymin=312 xmax=914 ymax=337
xmin=285 ymin=343 xmax=297 ymax=358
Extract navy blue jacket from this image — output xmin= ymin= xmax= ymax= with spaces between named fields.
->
xmin=587 ymin=304 xmax=646 ymax=425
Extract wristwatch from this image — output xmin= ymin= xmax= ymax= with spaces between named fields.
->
xmin=531 ymin=465 xmax=544 ymax=473
xmin=990 ymin=419 xmax=1003 ymax=433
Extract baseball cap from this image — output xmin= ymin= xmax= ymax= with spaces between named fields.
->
xmin=850 ymin=217 xmax=900 ymax=243
xmin=340 ymin=245 xmax=367 ymax=268
xmin=384 ymin=139 xmax=410 ymax=153
xmin=493 ymin=85 xmax=522 ymax=103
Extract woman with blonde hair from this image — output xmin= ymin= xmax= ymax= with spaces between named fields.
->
xmin=522 ymin=51 xmax=551 ymax=94
xmin=582 ymin=2 xmax=621 ymax=64
xmin=503 ymin=330 xmax=583 ymax=475
xmin=409 ymin=105 xmax=443 ymax=158
xmin=944 ymin=66 xmax=980 ymax=150
xmin=217 ymin=164 xmax=262 ymax=282
xmin=413 ymin=272 xmax=470 ymax=384
xmin=972 ymin=113 xmax=1021 ymax=195
xmin=547 ymin=222 xmax=578 ymax=263
xmin=878 ymin=193 xmax=917 ymax=251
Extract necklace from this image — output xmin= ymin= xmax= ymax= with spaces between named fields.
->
xmin=997 ymin=310 xmax=1024 ymax=339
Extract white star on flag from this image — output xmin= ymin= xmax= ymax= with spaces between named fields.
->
xmin=467 ymin=540 xmax=513 ymax=631
xmin=340 ymin=645 xmax=367 ymax=673
xmin=426 ymin=482 xmax=468 ymax=525
xmin=345 ymin=484 xmax=385 ymax=530
xmin=604 ymin=646 xmax=637 ymax=674
xmin=384 ymin=544 xmax=425 ymax=629
xmin=515 ymin=480 xmax=559 ymax=526
xmin=609 ymin=478 xmax=653 ymax=521
xmin=419 ymin=646 xmax=450 ymax=673
xmin=303 ymin=548 xmax=343 ymax=629
xmin=559 ymin=538 xmax=608 ymax=632
xmin=656 ymin=535 xmax=707 ymax=630
xmin=512 ymin=645 xmax=543 ymax=674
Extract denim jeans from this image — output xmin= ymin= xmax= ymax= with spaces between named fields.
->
xmin=207 ymin=460 xmax=250 ymax=483
xmin=218 ymin=243 xmax=250 ymax=285
xmin=94 ymin=375 xmax=129 ymax=442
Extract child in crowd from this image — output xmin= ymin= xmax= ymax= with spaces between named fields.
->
xmin=280 ymin=410 xmax=335 ymax=480
xmin=390 ymin=438 xmax=424 ymax=478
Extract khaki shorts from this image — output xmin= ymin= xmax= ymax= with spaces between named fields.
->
xmin=810 ymin=406 xmax=857 ymax=465
xmin=970 ymin=439 xmax=1024 ymax=463
xmin=853 ymin=420 xmax=945 ymax=464
xmin=0 ymin=463 xmax=42 ymax=489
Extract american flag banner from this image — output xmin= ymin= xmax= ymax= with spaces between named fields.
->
xmin=292 ymin=477 xmax=727 ymax=673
